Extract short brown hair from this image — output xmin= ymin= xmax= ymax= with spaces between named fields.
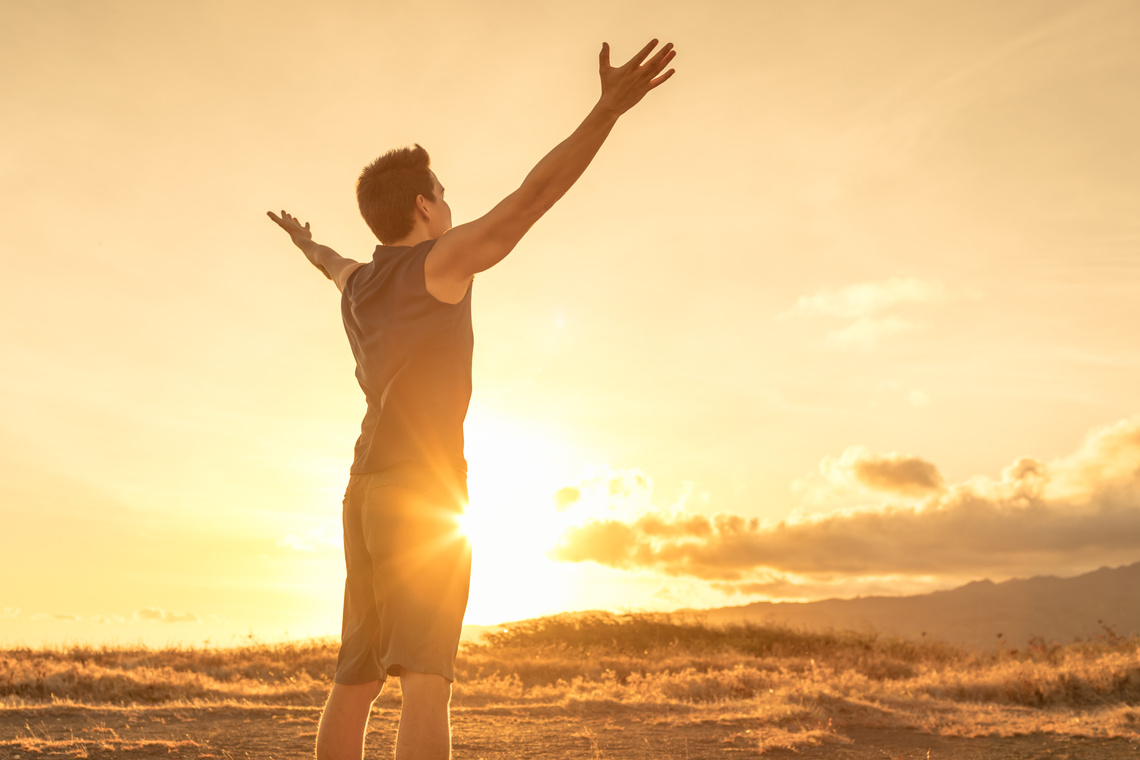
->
xmin=356 ymin=144 xmax=434 ymax=244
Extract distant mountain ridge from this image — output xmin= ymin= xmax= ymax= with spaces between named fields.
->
xmin=693 ymin=561 xmax=1140 ymax=649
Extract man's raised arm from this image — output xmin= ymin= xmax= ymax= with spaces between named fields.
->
xmin=267 ymin=211 xmax=364 ymax=293
xmin=424 ymin=39 xmax=677 ymax=303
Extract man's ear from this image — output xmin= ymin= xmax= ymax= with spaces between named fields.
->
xmin=415 ymin=194 xmax=431 ymax=221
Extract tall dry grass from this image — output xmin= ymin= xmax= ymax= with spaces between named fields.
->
xmin=3 ymin=612 xmax=1138 ymax=741
xmin=0 ymin=638 xmax=337 ymax=705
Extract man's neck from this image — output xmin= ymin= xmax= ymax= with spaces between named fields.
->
xmin=388 ymin=226 xmax=433 ymax=248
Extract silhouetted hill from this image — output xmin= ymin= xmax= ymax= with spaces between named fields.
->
xmin=695 ymin=561 xmax=1140 ymax=649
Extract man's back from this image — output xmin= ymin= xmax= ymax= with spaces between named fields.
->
xmin=341 ymin=239 xmax=474 ymax=485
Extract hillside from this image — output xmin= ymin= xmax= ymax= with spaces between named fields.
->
xmin=698 ymin=561 xmax=1140 ymax=649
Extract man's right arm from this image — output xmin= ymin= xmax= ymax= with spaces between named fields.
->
xmin=424 ymin=40 xmax=676 ymax=303
xmin=267 ymin=210 xmax=364 ymax=293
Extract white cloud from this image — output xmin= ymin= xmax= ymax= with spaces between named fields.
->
xmin=1046 ymin=416 xmax=1140 ymax=501
xmin=840 ymin=447 xmax=944 ymax=495
xmin=277 ymin=521 xmax=342 ymax=553
xmin=552 ymin=464 xmax=657 ymax=522
xmin=1 ymin=607 xmax=18 ymax=619
xmin=278 ymin=534 xmax=317 ymax=552
xmin=30 ymin=612 xmax=81 ymax=622
xmin=135 ymin=607 xmax=200 ymax=624
xmin=793 ymin=446 xmax=945 ymax=513
xmin=827 ymin=315 xmax=916 ymax=348
xmin=786 ymin=277 xmax=954 ymax=319
xmin=783 ymin=277 xmax=980 ymax=349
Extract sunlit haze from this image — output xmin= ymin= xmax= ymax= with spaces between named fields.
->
xmin=3 ymin=0 xmax=1140 ymax=647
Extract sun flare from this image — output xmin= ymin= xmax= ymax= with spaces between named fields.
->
xmin=459 ymin=408 xmax=585 ymax=624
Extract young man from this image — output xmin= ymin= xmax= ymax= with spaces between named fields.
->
xmin=268 ymin=40 xmax=676 ymax=760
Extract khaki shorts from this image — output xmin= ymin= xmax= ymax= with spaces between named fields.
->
xmin=335 ymin=468 xmax=471 ymax=684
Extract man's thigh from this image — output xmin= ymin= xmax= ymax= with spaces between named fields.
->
xmin=338 ymin=476 xmax=471 ymax=684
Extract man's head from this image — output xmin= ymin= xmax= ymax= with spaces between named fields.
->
xmin=356 ymin=144 xmax=451 ymax=244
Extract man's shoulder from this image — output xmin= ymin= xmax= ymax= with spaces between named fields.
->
xmin=341 ymin=257 xmax=372 ymax=299
xmin=344 ymin=242 xmax=438 ymax=306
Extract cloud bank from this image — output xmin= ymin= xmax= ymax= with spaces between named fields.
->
xmin=550 ymin=416 xmax=1140 ymax=596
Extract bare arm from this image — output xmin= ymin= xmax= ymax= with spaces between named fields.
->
xmin=267 ymin=211 xmax=364 ymax=293
xmin=424 ymin=39 xmax=677 ymax=302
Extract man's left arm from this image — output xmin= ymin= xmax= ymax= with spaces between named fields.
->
xmin=267 ymin=210 xmax=364 ymax=292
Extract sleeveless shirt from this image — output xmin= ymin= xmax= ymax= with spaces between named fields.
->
xmin=340 ymin=239 xmax=473 ymax=486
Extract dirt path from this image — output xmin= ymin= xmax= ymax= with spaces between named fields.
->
xmin=3 ymin=703 xmax=1138 ymax=759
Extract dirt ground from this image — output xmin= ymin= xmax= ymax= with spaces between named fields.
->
xmin=3 ymin=702 xmax=1139 ymax=759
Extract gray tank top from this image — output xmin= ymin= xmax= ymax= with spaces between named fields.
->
xmin=340 ymin=239 xmax=473 ymax=487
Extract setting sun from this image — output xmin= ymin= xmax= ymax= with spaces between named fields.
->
xmin=459 ymin=409 xmax=580 ymax=624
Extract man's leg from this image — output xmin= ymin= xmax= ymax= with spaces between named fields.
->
xmin=394 ymin=671 xmax=452 ymax=760
xmin=315 ymin=680 xmax=383 ymax=760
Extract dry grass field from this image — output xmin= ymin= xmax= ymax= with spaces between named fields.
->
xmin=2 ymin=613 xmax=1139 ymax=758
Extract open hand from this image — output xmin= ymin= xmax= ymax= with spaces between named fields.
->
xmin=267 ymin=210 xmax=313 ymax=246
xmin=598 ymin=39 xmax=676 ymax=116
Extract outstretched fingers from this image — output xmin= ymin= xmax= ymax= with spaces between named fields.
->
xmin=645 ymin=42 xmax=675 ymax=71
xmin=267 ymin=210 xmax=311 ymax=236
xmin=648 ymin=67 xmax=676 ymax=90
xmin=643 ymin=46 xmax=676 ymax=84
xmin=597 ymin=39 xmax=678 ymax=114
xmin=622 ymin=38 xmax=660 ymax=69
xmin=601 ymin=39 xmax=677 ymax=78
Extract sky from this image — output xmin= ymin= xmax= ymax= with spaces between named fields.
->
xmin=2 ymin=0 xmax=1139 ymax=647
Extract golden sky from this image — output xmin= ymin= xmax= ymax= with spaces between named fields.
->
xmin=3 ymin=0 xmax=1139 ymax=647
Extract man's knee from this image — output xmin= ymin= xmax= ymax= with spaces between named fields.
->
xmin=326 ymin=679 xmax=383 ymax=711
xmin=399 ymin=671 xmax=452 ymax=708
